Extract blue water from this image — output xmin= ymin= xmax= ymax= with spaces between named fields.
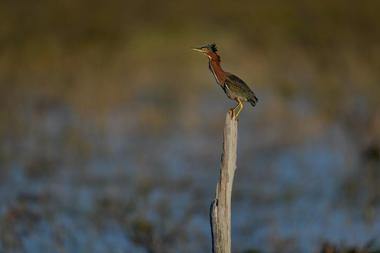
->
xmin=0 ymin=101 xmax=379 ymax=253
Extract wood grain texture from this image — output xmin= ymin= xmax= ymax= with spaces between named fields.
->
xmin=210 ymin=110 xmax=238 ymax=253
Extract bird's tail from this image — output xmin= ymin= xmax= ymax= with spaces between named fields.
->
xmin=249 ymin=95 xmax=258 ymax=107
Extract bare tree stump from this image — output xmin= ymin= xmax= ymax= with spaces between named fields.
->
xmin=210 ymin=110 xmax=238 ymax=253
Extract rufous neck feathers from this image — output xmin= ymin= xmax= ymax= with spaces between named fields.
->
xmin=208 ymin=53 xmax=226 ymax=84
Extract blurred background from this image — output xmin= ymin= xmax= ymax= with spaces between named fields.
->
xmin=1 ymin=0 xmax=380 ymax=252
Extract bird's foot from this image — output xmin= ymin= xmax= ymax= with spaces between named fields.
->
xmin=229 ymin=108 xmax=235 ymax=119
xmin=229 ymin=108 xmax=239 ymax=120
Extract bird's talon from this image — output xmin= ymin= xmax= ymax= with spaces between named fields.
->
xmin=229 ymin=108 xmax=235 ymax=119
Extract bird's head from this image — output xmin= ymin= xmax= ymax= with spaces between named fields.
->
xmin=192 ymin=43 xmax=219 ymax=60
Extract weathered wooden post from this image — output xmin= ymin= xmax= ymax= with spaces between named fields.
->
xmin=210 ymin=110 xmax=238 ymax=253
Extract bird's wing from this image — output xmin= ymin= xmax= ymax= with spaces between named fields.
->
xmin=225 ymin=73 xmax=258 ymax=101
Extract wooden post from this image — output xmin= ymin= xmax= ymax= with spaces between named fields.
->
xmin=210 ymin=110 xmax=238 ymax=253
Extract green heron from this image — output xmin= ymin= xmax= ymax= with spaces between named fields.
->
xmin=193 ymin=43 xmax=258 ymax=118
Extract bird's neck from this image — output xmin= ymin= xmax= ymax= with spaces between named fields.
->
xmin=208 ymin=57 xmax=226 ymax=85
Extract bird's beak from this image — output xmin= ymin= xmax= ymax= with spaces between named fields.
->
xmin=192 ymin=48 xmax=204 ymax=53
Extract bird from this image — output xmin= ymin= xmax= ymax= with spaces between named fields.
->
xmin=192 ymin=43 xmax=258 ymax=119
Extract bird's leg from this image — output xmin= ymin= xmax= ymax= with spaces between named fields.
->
xmin=235 ymin=99 xmax=244 ymax=118
xmin=231 ymin=99 xmax=243 ymax=119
